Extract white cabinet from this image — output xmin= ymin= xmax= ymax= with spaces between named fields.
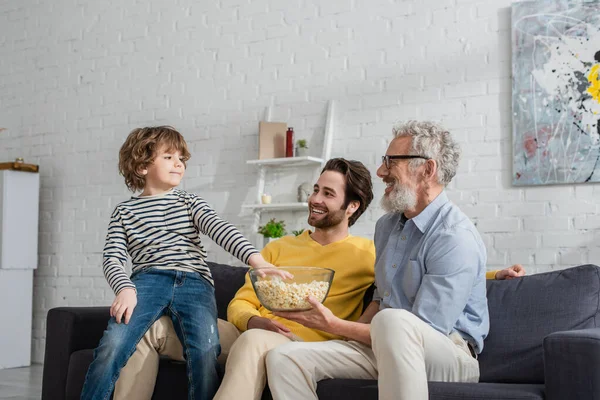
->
xmin=0 ymin=168 xmax=40 ymax=369
xmin=243 ymin=100 xmax=335 ymax=241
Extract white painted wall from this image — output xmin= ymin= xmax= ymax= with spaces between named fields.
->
xmin=1 ymin=0 xmax=598 ymax=363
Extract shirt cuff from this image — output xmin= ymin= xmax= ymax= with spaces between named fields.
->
xmin=115 ymin=283 xmax=137 ymax=296
xmin=244 ymin=250 xmax=261 ymax=266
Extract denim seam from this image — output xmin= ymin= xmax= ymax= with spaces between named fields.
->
xmin=175 ymin=270 xmax=187 ymax=287
xmin=170 ymin=307 xmax=195 ymax=399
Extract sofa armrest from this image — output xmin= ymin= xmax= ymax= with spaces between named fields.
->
xmin=42 ymin=307 xmax=110 ymax=400
xmin=544 ymin=327 xmax=600 ymax=400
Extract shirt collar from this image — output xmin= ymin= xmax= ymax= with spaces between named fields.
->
xmin=410 ymin=191 xmax=449 ymax=233
xmin=133 ymin=188 xmax=175 ymax=199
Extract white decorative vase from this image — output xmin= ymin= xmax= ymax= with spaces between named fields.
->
xmin=295 ymin=147 xmax=309 ymax=157
xmin=297 ymin=181 xmax=311 ymax=203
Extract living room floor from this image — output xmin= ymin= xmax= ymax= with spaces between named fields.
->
xmin=0 ymin=365 xmax=42 ymax=399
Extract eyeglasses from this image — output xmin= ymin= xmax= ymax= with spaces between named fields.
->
xmin=381 ymin=155 xmax=430 ymax=169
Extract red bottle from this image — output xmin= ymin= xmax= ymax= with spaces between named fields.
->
xmin=285 ymin=127 xmax=295 ymax=157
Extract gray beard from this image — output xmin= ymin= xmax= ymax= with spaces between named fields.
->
xmin=380 ymin=184 xmax=417 ymax=214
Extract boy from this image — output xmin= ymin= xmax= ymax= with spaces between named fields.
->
xmin=81 ymin=126 xmax=286 ymax=400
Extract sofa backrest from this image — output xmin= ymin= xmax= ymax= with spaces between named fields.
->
xmin=479 ymin=264 xmax=600 ymax=384
xmin=207 ymin=261 xmax=249 ymax=320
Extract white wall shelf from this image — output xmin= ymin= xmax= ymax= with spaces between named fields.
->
xmin=242 ymin=202 xmax=309 ymax=212
xmin=246 ymin=156 xmax=324 ymax=167
xmin=243 ymin=100 xmax=335 ymax=246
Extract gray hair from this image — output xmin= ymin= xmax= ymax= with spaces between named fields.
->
xmin=392 ymin=120 xmax=461 ymax=186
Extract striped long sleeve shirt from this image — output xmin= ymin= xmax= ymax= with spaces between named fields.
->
xmin=103 ymin=189 xmax=259 ymax=295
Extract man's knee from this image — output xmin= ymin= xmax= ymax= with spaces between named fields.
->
xmin=230 ymin=329 xmax=272 ymax=354
xmin=371 ymin=309 xmax=419 ymax=340
xmin=265 ymin=343 xmax=294 ymax=373
xmin=217 ymin=319 xmax=240 ymax=347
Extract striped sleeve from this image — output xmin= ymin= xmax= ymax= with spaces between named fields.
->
xmin=102 ymin=207 xmax=135 ymax=295
xmin=190 ymin=196 xmax=259 ymax=264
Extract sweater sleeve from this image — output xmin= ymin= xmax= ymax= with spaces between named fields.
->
xmin=486 ymin=270 xmax=498 ymax=280
xmin=102 ymin=207 xmax=135 ymax=295
xmin=227 ymin=246 xmax=275 ymax=331
xmin=191 ymin=196 xmax=259 ymax=264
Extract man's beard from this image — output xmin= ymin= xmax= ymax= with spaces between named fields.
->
xmin=380 ymin=182 xmax=418 ymax=214
xmin=308 ymin=207 xmax=346 ymax=228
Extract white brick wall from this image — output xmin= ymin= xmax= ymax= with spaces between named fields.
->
xmin=1 ymin=0 xmax=598 ymax=363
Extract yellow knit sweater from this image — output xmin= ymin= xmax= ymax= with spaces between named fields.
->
xmin=227 ymin=230 xmax=376 ymax=342
xmin=486 ymin=270 xmax=497 ymax=279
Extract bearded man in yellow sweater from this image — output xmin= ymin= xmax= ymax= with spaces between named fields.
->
xmin=112 ymin=158 xmax=525 ymax=400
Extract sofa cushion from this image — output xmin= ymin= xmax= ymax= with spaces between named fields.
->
xmin=315 ymin=379 xmax=545 ymax=400
xmin=207 ymin=262 xmax=249 ymax=320
xmin=479 ymin=264 xmax=600 ymax=383
xmin=65 ymin=350 xmax=92 ymax=400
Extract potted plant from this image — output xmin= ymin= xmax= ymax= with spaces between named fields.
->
xmin=292 ymin=229 xmax=305 ymax=236
xmin=258 ymin=218 xmax=287 ymax=247
xmin=295 ymin=139 xmax=309 ymax=157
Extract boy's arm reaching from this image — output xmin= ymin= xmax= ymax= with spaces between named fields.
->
xmin=191 ymin=197 xmax=259 ymax=264
xmin=191 ymin=196 xmax=290 ymax=278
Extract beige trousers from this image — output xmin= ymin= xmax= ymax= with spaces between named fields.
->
xmin=266 ymin=309 xmax=480 ymax=400
xmin=213 ymin=329 xmax=292 ymax=400
xmin=113 ymin=316 xmax=241 ymax=400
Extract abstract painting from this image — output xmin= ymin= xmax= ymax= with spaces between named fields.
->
xmin=512 ymin=0 xmax=600 ymax=185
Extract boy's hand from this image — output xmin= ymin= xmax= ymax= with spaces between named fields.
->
xmin=248 ymin=254 xmax=294 ymax=279
xmin=254 ymin=264 xmax=294 ymax=280
xmin=111 ymin=288 xmax=137 ymax=324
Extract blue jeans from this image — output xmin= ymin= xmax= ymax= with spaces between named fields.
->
xmin=81 ymin=269 xmax=221 ymax=400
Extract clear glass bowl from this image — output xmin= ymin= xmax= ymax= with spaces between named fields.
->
xmin=249 ymin=266 xmax=335 ymax=312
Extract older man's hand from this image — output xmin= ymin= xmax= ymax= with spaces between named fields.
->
xmin=274 ymin=296 xmax=339 ymax=333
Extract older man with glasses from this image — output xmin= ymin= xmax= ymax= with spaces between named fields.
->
xmin=266 ymin=120 xmax=490 ymax=400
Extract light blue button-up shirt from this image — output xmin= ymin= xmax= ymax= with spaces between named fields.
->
xmin=373 ymin=191 xmax=489 ymax=353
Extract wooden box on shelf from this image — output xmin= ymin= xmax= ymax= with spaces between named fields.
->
xmin=258 ymin=121 xmax=287 ymax=159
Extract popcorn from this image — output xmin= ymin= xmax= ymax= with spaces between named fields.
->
xmin=254 ymin=279 xmax=330 ymax=311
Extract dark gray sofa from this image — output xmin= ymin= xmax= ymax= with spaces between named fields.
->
xmin=42 ymin=262 xmax=600 ymax=400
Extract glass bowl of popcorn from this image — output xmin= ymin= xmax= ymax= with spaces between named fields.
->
xmin=249 ymin=266 xmax=335 ymax=312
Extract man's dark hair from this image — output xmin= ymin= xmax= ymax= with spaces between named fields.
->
xmin=321 ymin=158 xmax=373 ymax=227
